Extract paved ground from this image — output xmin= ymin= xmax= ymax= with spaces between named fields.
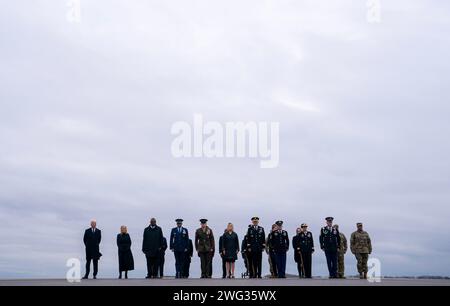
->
xmin=1 ymin=277 xmax=449 ymax=286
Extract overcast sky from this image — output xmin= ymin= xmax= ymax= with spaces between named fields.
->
xmin=1 ymin=0 xmax=450 ymax=279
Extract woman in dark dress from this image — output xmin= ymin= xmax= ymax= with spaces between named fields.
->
xmin=117 ymin=226 xmax=134 ymax=279
xmin=221 ymin=223 xmax=239 ymax=278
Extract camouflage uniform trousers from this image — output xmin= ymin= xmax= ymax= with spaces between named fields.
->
xmin=355 ymin=253 xmax=369 ymax=273
xmin=337 ymin=252 xmax=345 ymax=278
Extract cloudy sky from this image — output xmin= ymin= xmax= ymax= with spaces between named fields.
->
xmin=1 ymin=0 xmax=450 ymax=279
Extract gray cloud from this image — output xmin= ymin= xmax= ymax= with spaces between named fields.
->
xmin=1 ymin=0 xmax=450 ymax=278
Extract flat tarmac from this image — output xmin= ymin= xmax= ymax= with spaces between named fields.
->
xmin=1 ymin=277 xmax=449 ymax=286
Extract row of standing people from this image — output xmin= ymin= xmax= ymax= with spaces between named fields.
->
xmin=82 ymin=217 xmax=372 ymax=279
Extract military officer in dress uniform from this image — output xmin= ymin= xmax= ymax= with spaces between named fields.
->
xmin=319 ymin=217 xmax=341 ymax=278
xmin=350 ymin=222 xmax=372 ymax=279
xmin=246 ymin=217 xmax=266 ymax=278
xmin=266 ymin=224 xmax=278 ymax=278
xmin=170 ymin=219 xmax=190 ymax=278
xmin=269 ymin=221 xmax=289 ymax=278
xmin=293 ymin=223 xmax=314 ymax=278
xmin=195 ymin=219 xmax=215 ymax=278
xmin=333 ymin=224 xmax=348 ymax=278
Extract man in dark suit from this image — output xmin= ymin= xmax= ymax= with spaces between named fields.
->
xmin=170 ymin=219 xmax=189 ymax=278
xmin=159 ymin=236 xmax=167 ymax=278
xmin=183 ymin=239 xmax=194 ymax=278
xmin=82 ymin=220 xmax=102 ymax=279
xmin=142 ymin=218 xmax=164 ymax=278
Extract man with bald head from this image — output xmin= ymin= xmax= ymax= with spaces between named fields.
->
xmin=143 ymin=218 xmax=164 ymax=278
xmin=83 ymin=220 xmax=102 ymax=279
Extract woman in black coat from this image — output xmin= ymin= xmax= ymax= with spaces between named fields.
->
xmin=117 ymin=226 xmax=134 ymax=279
xmin=221 ymin=223 xmax=240 ymax=278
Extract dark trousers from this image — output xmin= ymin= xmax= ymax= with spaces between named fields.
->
xmin=274 ymin=251 xmax=287 ymax=278
xmin=297 ymin=251 xmax=312 ymax=278
xmin=174 ymin=251 xmax=185 ymax=278
xmin=221 ymin=257 xmax=227 ymax=278
xmin=325 ymin=251 xmax=338 ymax=278
xmin=248 ymin=251 xmax=262 ymax=278
xmin=199 ymin=252 xmax=213 ymax=278
xmin=300 ymin=251 xmax=312 ymax=278
xmin=269 ymin=252 xmax=278 ymax=277
xmin=145 ymin=255 xmax=159 ymax=277
xmin=85 ymin=258 xmax=98 ymax=277
xmin=159 ymin=254 xmax=165 ymax=277
xmin=183 ymin=260 xmax=191 ymax=278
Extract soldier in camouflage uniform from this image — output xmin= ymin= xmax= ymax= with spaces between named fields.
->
xmin=350 ymin=222 xmax=372 ymax=279
xmin=333 ymin=224 xmax=347 ymax=278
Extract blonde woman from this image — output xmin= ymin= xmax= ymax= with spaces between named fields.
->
xmin=117 ymin=225 xmax=134 ymax=279
xmin=221 ymin=223 xmax=240 ymax=278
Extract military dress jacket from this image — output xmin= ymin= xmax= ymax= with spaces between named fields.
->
xmin=269 ymin=230 xmax=289 ymax=252
xmin=293 ymin=231 xmax=315 ymax=254
xmin=246 ymin=225 xmax=266 ymax=252
xmin=170 ymin=227 xmax=189 ymax=252
xmin=319 ymin=226 xmax=341 ymax=253
xmin=195 ymin=227 xmax=215 ymax=254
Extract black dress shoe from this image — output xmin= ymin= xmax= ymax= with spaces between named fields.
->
xmin=93 ymin=276 xmax=97 ymax=279
xmin=82 ymin=276 xmax=88 ymax=280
